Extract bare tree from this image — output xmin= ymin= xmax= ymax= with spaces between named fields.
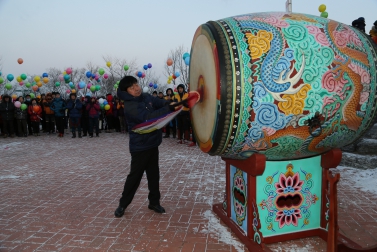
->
xmin=164 ymin=45 xmax=190 ymax=90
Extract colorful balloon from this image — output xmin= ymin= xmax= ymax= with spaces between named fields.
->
xmin=16 ymin=76 xmax=22 ymax=83
xmin=66 ymin=89 xmax=71 ymax=94
xmin=98 ymin=68 xmax=105 ymax=75
xmin=90 ymin=85 xmax=96 ymax=92
xmin=95 ymin=85 xmax=101 ymax=91
xmin=25 ymin=83 xmax=31 ymax=88
xmin=103 ymin=73 xmax=109 ymax=79
xmin=42 ymin=73 xmax=48 ymax=78
xmin=71 ymin=89 xmax=76 ymax=93
xmin=66 ymin=68 xmax=72 ymax=74
xmin=32 ymin=85 xmax=38 ymax=91
xmin=143 ymin=87 xmax=149 ymax=93
xmin=34 ymin=76 xmax=40 ymax=82
xmin=175 ymin=71 xmax=180 ymax=78
xmin=320 ymin=11 xmax=328 ymax=18
xmin=21 ymin=74 xmax=27 ymax=80
xmin=33 ymin=105 xmax=40 ymax=113
xmin=5 ymin=83 xmax=12 ymax=90
xmin=124 ymin=65 xmax=129 ymax=71
xmin=21 ymin=104 xmax=27 ymax=110
xmin=59 ymin=74 xmax=64 ymax=81
xmin=36 ymin=81 xmax=43 ymax=87
xmin=55 ymin=82 xmax=60 ymax=87
xmin=137 ymin=71 xmax=142 ymax=77
xmin=104 ymin=104 xmax=110 ymax=110
xmin=64 ymin=74 xmax=70 ymax=81
xmin=7 ymin=74 xmax=14 ymax=82
xmin=99 ymin=98 xmax=104 ymax=104
xmin=318 ymin=4 xmax=326 ymax=12
xmin=149 ymin=83 xmax=153 ymax=87
xmin=19 ymin=81 xmax=24 ymax=86
xmin=184 ymin=56 xmax=190 ymax=66
xmin=148 ymin=63 xmax=152 ymax=68
xmin=78 ymin=81 xmax=86 ymax=89
xmin=182 ymin=52 xmax=190 ymax=60
xmin=106 ymin=61 xmax=111 ymax=67
xmin=14 ymin=101 xmax=21 ymax=108
xmin=167 ymin=58 xmax=173 ymax=66
xmin=17 ymin=58 xmax=23 ymax=64
xmin=153 ymin=84 xmax=158 ymax=89
xmin=42 ymin=77 xmax=49 ymax=84
xmin=141 ymin=72 xmax=146 ymax=78
xmin=29 ymin=93 xmax=35 ymax=98
xmin=87 ymin=83 xmax=92 ymax=88
xmin=0 ymin=77 xmax=3 ymax=84
xmin=143 ymin=65 xmax=148 ymax=70
xmin=86 ymin=71 xmax=92 ymax=78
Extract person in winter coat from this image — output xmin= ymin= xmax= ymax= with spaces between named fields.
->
xmin=0 ymin=94 xmax=16 ymax=138
xmin=27 ymin=98 xmax=42 ymax=136
xmin=51 ymin=92 xmax=66 ymax=137
xmin=105 ymin=93 xmax=115 ymax=133
xmin=66 ymin=93 xmax=83 ymax=138
xmin=24 ymin=94 xmax=33 ymax=135
xmin=42 ymin=93 xmax=55 ymax=134
xmin=81 ymin=95 xmax=91 ymax=137
xmin=114 ymin=76 xmax=182 ymax=218
xmin=163 ymin=88 xmax=176 ymax=138
xmin=174 ymin=84 xmax=190 ymax=143
xmin=86 ymin=97 xmax=101 ymax=137
xmin=116 ymin=98 xmax=127 ymax=133
xmin=14 ymin=96 xmax=28 ymax=137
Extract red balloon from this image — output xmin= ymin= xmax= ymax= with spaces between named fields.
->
xmin=167 ymin=58 xmax=173 ymax=66
xmin=172 ymin=74 xmax=177 ymax=80
xmin=33 ymin=105 xmax=40 ymax=112
xmin=17 ymin=58 xmax=23 ymax=64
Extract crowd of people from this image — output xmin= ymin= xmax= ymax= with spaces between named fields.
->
xmin=0 ymin=83 xmax=196 ymax=147
xmin=351 ymin=17 xmax=377 ymax=44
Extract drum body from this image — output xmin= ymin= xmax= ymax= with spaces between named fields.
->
xmin=189 ymin=12 xmax=377 ymax=161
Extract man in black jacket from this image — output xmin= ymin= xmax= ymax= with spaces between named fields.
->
xmin=0 ymin=94 xmax=16 ymax=138
xmin=114 ymin=76 xmax=179 ymax=217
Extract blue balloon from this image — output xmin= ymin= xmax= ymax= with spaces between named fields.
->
xmin=182 ymin=52 xmax=190 ymax=60
xmin=137 ymin=71 xmax=142 ymax=77
xmin=143 ymin=65 xmax=148 ymax=70
xmin=64 ymin=74 xmax=70 ymax=81
xmin=103 ymin=100 xmax=108 ymax=105
xmin=0 ymin=71 xmax=2 ymax=76
xmin=153 ymin=84 xmax=158 ymax=89
xmin=42 ymin=73 xmax=48 ymax=78
xmin=86 ymin=92 xmax=92 ymax=97
xmin=184 ymin=56 xmax=190 ymax=66
xmin=96 ymin=78 xmax=101 ymax=82
xmin=92 ymin=73 xmax=96 ymax=78
xmin=86 ymin=71 xmax=92 ymax=78
xmin=174 ymin=71 xmax=180 ymax=78
xmin=79 ymin=81 xmax=86 ymax=89
xmin=7 ymin=74 xmax=14 ymax=82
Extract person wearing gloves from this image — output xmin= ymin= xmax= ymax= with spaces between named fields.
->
xmin=114 ymin=75 xmax=183 ymax=217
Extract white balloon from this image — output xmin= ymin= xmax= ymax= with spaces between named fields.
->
xmin=143 ymin=87 xmax=149 ymax=93
xmin=99 ymin=98 xmax=104 ymax=104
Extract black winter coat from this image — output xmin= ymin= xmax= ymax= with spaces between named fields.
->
xmin=117 ymin=89 xmax=170 ymax=153
xmin=0 ymin=101 xmax=15 ymax=120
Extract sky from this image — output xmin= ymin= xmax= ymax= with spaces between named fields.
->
xmin=1 ymin=0 xmax=376 ymax=84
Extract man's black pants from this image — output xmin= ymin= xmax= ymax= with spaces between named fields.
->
xmin=119 ymin=147 xmax=160 ymax=208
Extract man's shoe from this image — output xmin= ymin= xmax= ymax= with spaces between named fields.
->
xmin=114 ymin=206 xmax=126 ymax=218
xmin=148 ymin=204 xmax=165 ymax=213
xmin=188 ymin=142 xmax=196 ymax=147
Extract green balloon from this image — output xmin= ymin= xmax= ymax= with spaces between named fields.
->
xmin=123 ymin=65 xmax=129 ymax=71
xmin=21 ymin=104 xmax=27 ymax=110
xmin=21 ymin=74 xmax=27 ymax=80
xmin=55 ymin=82 xmax=60 ymax=87
xmin=30 ymin=93 xmax=35 ymax=98
xmin=25 ymin=83 xmax=31 ymax=88
xmin=98 ymin=68 xmax=105 ymax=75
xmin=114 ymin=84 xmax=118 ymax=89
xmin=90 ymin=85 xmax=96 ymax=92
xmin=320 ymin=11 xmax=328 ymax=18
xmin=0 ymin=77 xmax=4 ymax=84
xmin=116 ymin=81 xmax=120 ymax=84
xmin=5 ymin=83 xmax=12 ymax=90
xmin=100 ymin=104 xmax=104 ymax=109
xmin=95 ymin=85 xmax=101 ymax=91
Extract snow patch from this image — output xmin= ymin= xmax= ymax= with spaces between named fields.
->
xmin=0 ymin=142 xmax=23 ymax=149
xmin=270 ymin=243 xmax=316 ymax=252
xmin=336 ymin=166 xmax=377 ymax=195
xmin=0 ymin=175 xmax=20 ymax=179
xmin=202 ymin=210 xmax=244 ymax=252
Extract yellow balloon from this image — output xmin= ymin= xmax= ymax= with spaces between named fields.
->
xmin=318 ymin=4 xmax=326 ymax=12
xmin=63 ymin=71 xmax=67 ymax=75
xmin=106 ymin=61 xmax=111 ymax=67
xmin=34 ymin=76 xmax=40 ymax=82
xmin=104 ymin=104 xmax=110 ymax=110
xmin=71 ymin=89 xmax=76 ymax=93
xmin=43 ymin=77 xmax=49 ymax=84
xmin=37 ymin=81 xmax=43 ymax=87
xmin=12 ymin=94 xmax=17 ymax=100
xmin=16 ymin=76 xmax=22 ymax=82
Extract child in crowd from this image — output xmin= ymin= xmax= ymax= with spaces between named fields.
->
xmin=15 ymin=96 xmax=28 ymax=137
xmin=28 ymin=98 xmax=42 ymax=136
xmin=86 ymin=97 xmax=101 ymax=137
xmin=51 ymin=93 xmax=66 ymax=137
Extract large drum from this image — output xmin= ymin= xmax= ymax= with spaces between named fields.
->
xmin=189 ymin=12 xmax=377 ymax=160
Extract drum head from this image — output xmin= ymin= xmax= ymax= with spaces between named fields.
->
xmin=190 ymin=26 xmax=219 ymax=152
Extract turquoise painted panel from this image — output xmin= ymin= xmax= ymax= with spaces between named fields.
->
xmin=230 ymin=165 xmax=248 ymax=234
xmin=256 ymin=156 xmax=322 ymax=237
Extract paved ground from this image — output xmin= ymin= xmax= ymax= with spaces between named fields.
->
xmin=0 ymin=132 xmax=377 ymax=252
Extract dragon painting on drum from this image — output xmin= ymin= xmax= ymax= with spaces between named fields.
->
xmin=189 ymin=12 xmax=377 ymax=161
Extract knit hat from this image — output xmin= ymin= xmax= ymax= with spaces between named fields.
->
xmin=177 ymin=84 xmax=186 ymax=91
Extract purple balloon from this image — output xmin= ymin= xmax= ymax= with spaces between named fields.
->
xmin=148 ymin=63 xmax=152 ymax=68
xmin=149 ymin=83 xmax=153 ymax=87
